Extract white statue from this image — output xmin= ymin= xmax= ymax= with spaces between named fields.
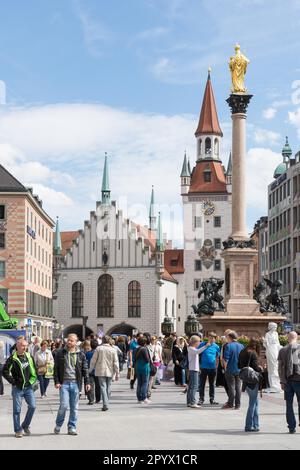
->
xmin=263 ymin=322 xmax=282 ymax=393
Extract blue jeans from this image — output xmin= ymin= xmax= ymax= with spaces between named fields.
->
xmin=245 ymin=384 xmax=259 ymax=431
xmin=136 ymin=372 xmax=149 ymax=402
xmin=99 ymin=377 xmax=112 ymax=407
xmin=187 ymin=370 xmax=199 ymax=406
xmin=38 ymin=375 xmax=50 ymax=396
xmin=56 ymin=381 xmax=79 ymax=430
xmin=284 ymin=380 xmax=300 ymax=431
xmin=12 ymin=385 xmax=36 ymax=433
xmin=182 ymin=368 xmax=187 ymax=386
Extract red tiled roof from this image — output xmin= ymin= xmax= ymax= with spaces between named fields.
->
xmin=133 ymin=223 xmax=156 ymax=252
xmin=61 ymin=231 xmax=80 ymax=256
xmin=189 ymin=161 xmax=227 ymax=194
xmin=164 ymin=249 xmax=184 ymax=274
xmin=195 ymin=75 xmax=223 ymax=137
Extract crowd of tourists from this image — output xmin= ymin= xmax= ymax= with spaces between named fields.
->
xmin=1 ymin=328 xmax=300 ymax=438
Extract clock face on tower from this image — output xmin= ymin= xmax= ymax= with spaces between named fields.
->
xmin=202 ymin=201 xmax=215 ymax=216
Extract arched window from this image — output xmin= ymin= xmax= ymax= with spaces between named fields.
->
xmin=72 ymin=282 xmax=83 ymax=318
xmin=198 ymin=138 xmax=202 ymax=156
xmin=205 ymin=137 xmax=211 ymax=155
xmin=214 ymin=138 xmax=219 ymax=156
xmin=128 ymin=281 xmax=141 ymax=318
xmin=98 ymin=274 xmax=114 ymax=317
xmin=172 ymin=299 xmax=175 ymax=317
xmin=165 ymin=298 xmax=168 ymax=316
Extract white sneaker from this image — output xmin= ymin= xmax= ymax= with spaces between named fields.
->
xmin=189 ymin=404 xmax=201 ymax=408
xmin=144 ymin=399 xmax=152 ymax=404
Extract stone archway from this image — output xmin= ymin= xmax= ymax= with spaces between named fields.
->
xmin=63 ymin=324 xmax=93 ymax=341
xmin=107 ymin=323 xmax=136 ymax=337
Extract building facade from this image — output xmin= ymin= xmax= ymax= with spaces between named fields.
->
xmin=268 ymin=138 xmax=294 ymax=324
xmin=0 ymin=165 xmax=55 ymax=338
xmin=53 ymin=156 xmax=177 ymax=338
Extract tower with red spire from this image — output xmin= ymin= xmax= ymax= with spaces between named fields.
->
xmin=178 ymin=70 xmax=232 ymax=331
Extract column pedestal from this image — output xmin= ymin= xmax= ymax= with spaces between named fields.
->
xmin=222 ymin=247 xmax=259 ymax=316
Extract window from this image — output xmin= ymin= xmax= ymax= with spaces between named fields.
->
xmin=165 ymin=298 xmax=168 ymax=316
xmin=0 ymin=205 xmax=5 ymax=220
xmin=214 ymin=259 xmax=221 ymax=271
xmin=214 ymin=138 xmax=219 ymax=156
xmin=128 ymin=281 xmax=141 ymax=318
xmin=194 ymin=216 xmax=202 ymax=228
xmin=194 ymin=279 xmax=201 ymax=291
xmin=205 ymin=137 xmax=211 ymax=155
xmin=0 ymin=233 xmax=5 ymax=249
xmin=204 ymin=170 xmax=211 ymax=183
xmin=172 ymin=300 xmax=175 ymax=317
xmin=195 ymin=260 xmax=202 ymax=271
xmin=98 ymin=274 xmax=114 ymax=317
xmin=72 ymin=282 xmax=84 ymax=318
xmin=214 ymin=216 xmax=221 ymax=227
xmin=214 ymin=238 xmax=221 ymax=250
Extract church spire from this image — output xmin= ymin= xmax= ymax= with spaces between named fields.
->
xmin=101 ymin=153 xmax=111 ymax=205
xmin=227 ymin=151 xmax=232 ymax=176
xmin=195 ymin=69 xmax=223 ymax=162
xmin=149 ymin=185 xmax=156 ymax=231
xmin=156 ymin=212 xmax=164 ymax=252
xmin=195 ymin=69 xmax=223 ymax=138
xmin=54 ymin=216 xmax=62 ymax=256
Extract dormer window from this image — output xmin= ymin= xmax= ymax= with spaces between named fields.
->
xmin=204 ymin=169 xmax=212 ymax=183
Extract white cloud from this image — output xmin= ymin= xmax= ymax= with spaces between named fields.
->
xmin=0 ymin=101 xmax=280 ymax=243
xmin=73 ymin=0 xmax=113 ymax=57
xmin=289 ymin=107 xmax=300 ymax=137
xmin=0 ymin=81 xmax=6 ymax=105
xmin=247 ymin=147 xmax=282 ymax=208
xmin=24 ymin=184 xmax=73 ymax=211
xmin=262 ymin=107 xmax=277 ymax=120
xmin=254 ymin=128 xmax=281 ymax=145
xmin=137 ymin=27 xmax=171 ymax=40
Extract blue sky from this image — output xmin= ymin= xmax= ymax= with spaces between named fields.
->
xmin=1 ymin=0 xmax=300 ymax=244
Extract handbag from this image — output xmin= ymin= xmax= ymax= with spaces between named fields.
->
xmin=239 ymin=352 xmax=260 ymax=385
xmin=45 ymin=363 xmax=54 ymax=378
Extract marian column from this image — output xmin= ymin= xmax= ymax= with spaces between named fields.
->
xmin=221 ymin=45 xmax=259 ymax=318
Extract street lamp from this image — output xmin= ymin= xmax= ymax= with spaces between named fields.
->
xmin=184 ymin=313 xmax=201 ymax=337
xmin=161 ymin=317 xmax=174 ymax=337
xmin=82 ymin=316 xmax=89 ymax=340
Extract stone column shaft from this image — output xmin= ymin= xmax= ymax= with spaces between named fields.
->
xmin=231 ymin=113 xmax=248 ymax=240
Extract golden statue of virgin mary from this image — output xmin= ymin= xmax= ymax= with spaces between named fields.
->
xmin=229 ymin=44 xmax=250 ymax=93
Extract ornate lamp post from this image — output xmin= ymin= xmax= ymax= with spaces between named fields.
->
xmin=82 ymin=316 xmax=89 ymax=340
xmin=161 ymin=317 xmax=174 ymax=337
xmin=184 ymin=313 xmax=201 ymax=337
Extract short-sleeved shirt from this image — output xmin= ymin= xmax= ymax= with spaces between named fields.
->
xmin=199 ymin=342 xmax=220 ymax=369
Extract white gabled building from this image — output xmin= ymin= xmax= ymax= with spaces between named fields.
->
xmin=53 ymin=155 xmax=177 ymax=339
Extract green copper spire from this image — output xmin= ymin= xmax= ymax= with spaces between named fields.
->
xmin=180 ymin=152 xmax=190 ymax=177
xmin=54 ymin=216 xmax=62 ymax=256
xmin=187 ymin=158 xmax=192 ymax=176
xmin=149 ymin=185 xmax=156 ymax=231
xmin=156 ymin=212 xmax=164 ymax=252
xmin=101 ymin=152 xmax=111 ymax=204
xmin=282 ymin=136 xmax=292 ymax=162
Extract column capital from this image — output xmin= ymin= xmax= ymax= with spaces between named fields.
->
xmin=226 ymin=93 xmax=253 ymax=114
